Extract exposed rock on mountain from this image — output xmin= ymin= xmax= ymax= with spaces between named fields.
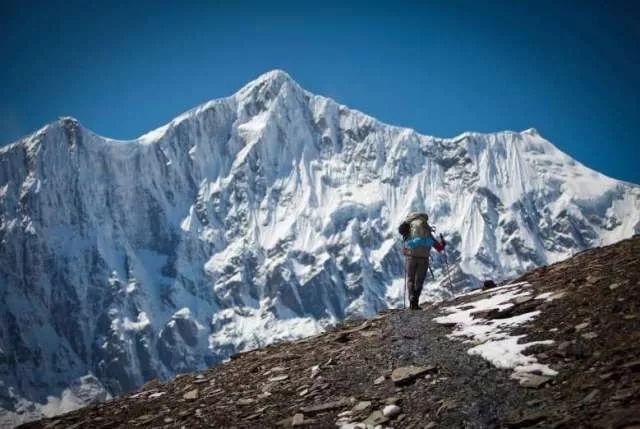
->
xmin=1 ymin=70 xmax=639 ymax=425
xmin=20 ymin=236 xmax=640 ymax=428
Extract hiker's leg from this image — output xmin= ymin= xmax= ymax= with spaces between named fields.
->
xmin=414 ymin=262 xmax=428 ymax=305
xmin=406 ymin=257 xmax=419 ymax=307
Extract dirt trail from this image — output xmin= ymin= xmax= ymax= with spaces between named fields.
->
xmin=387 ymin=309 xmax=529 ymax=428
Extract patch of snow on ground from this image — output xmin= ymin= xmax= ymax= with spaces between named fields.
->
xmin=469 ymin=336 xmax=556 ymax=376
xmin=434 ymin=282 xmax=557 ymax=379
xmin=535 ymin=291 xmax=566 ymax=301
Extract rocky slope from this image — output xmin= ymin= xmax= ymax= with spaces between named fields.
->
xmin=20 ymin=235 xmax=640 ymax=428
xmin=1 ymin=70 xmax=639 ymax=425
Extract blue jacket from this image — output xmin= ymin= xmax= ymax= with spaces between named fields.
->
xmin=405 ymin=236 xmax=436 ymax=249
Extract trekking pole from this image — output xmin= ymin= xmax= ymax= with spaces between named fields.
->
xmin=428 ymin=255 xmax=435 ymax=280
xmin=403 ymin=256 xmax=407 ymax=310
xmin=400 ymin=238 xmax=407 ymax=310
xmin=442 ymin=252 xmax=453 ymax=289
xmin=440 ymin=234 xmax=454 ymax=290
xmin=402 ymin=246 xmax=409 ymax=310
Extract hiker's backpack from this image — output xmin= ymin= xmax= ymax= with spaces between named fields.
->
xmin=399 ymin=213 xmax=432 ymax=241
xmin=398 ymin=222 xmax=410 ymax=240
xmin=409 ymin=214 xmax=431 ymax=239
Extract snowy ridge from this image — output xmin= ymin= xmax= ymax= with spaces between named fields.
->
xmin=0 ymin=69 xmax=639 ymax=425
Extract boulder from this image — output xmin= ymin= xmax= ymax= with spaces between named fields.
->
xmin=483 ymin=280 xmax=497 ymax=290
xmin=382 ymin=405 xmax=401 ymax=418
xmin=363 ymin=410 xmax=389 ymax=425
xmin=391 ymin=365 xmax=436 ymax=385
xmin=518 ymin=374 xmax=552 ymax=389
xmin=182 ymin=388 xmax=199 ymax=400
xmin=300 ymin=399 xmax=351 ymax=414
xmin=352 ymin=401 xmax=372 ymax=412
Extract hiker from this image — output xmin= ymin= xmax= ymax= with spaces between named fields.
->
xmin=398 ymin=213 xmax=446 ymax=309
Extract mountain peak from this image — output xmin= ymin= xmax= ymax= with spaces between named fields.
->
xmin=56 ymin=116 xmax=83 ymax=131
xmin=257 ymin=69 xmax=295 ymax=83
xmin=236 ymin=69 xmax=301 ymax=99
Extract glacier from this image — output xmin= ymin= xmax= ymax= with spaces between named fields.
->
xmin=0 ymin=69 xmax=638 ymax=425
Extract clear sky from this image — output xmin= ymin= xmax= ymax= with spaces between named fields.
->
xmin=1 ymin=0 xmax=638 ymax=183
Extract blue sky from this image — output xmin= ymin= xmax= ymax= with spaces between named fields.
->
xmin=1 ymin=0 xmax=638 ymax=183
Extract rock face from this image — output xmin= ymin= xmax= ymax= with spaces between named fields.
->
xmin=1 ymin=69 xmax=639 ymax=425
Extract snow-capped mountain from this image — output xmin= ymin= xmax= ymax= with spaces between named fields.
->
xmin=1 ymin=70 xmax=638 ymax=425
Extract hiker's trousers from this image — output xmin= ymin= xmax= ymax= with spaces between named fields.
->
xmin=406 ymin=256 xmax=428 ymax=302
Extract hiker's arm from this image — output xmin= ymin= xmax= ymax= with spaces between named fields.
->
xmin=433 ymin=235 xmax=446 ymax=252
